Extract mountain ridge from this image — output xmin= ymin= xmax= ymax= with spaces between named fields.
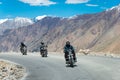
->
xmin=0 ymin=17 xmax=34 ymax=35
xmin=0 ymin=5 xmax=120 ymax=54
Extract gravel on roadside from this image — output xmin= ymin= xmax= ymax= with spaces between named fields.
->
xmin=0 ymin=60 xmax=26 ymax=80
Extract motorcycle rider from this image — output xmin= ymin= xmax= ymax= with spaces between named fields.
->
xmin=20 ymin=42 xmax=27 ymax=54
xmin=40 ymin=41 xmax=48 ymax=56
xmin=64 ymin=41 xmax=77 ymax=64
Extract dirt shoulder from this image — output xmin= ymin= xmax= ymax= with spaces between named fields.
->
xmin=0 ymin=60 xmax=26 ymax=80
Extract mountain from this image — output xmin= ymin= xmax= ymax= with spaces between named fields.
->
xmin=0 ymin=17 xmax=33 ymax=34
xmin=90 ymin=5 xmax=120 ymax=54
xmin=0 ymin=19 xmax=8 ymax=24
xmin=106 ymin=4 xmax=120 ymax=12
xmin=35 ymin=15 xmax=47 ymax=21
xmin=0 ymin=5 xmax=120 ymax=54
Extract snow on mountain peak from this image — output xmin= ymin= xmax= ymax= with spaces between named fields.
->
xmin=0 ymin=17 xmax=34 ymax=32
xmin=68 ymin=15 xmax=78 ymax=20
xmin=14 ymin=17 xmax=33 ymax=24
xmin=0 ymin=19 xmax=8 ymax=24
xmin=35 ymin=15 xmax=47 ymax=20
xmin=106 ymin=4 xmax=120 ymax=12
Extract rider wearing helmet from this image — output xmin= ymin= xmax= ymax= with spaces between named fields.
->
xmin=20 ymin=42 xmax=27 ymax=54
xmin=20 ymin=42 xmax=27 ymax=49
xmin=64 ymin=41 xmax=77 ymax=63
xmin=40 ymin=41 xmax=48 ymax=55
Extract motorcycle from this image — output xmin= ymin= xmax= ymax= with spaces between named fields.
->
xmin=66 ymin=49 xmax=75 ymax=67
xmin=20 ymin=46 xmax=27 ymax=55
xmin=40 ymin=46 xmax=47 ymax=57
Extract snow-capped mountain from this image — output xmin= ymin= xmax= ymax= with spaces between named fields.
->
xmin=35 ymin=15 xmax=47 ymax=21
xmin=0 ymin=17 xmax=34 ymax=34
xmin=14 ymin=17 xmax=33 ymax=24
xmin=106 ymin=4 xmax=120 ymax=12
xmin=35 ymin=15 xmax=63 ymax=21
xmin=0 ymin=19 xmax=8 ymax=24
xmin=68 ymin=15 xmax=78 ymax=20
xmin=1 ymin=4 xmax=120 ymax=53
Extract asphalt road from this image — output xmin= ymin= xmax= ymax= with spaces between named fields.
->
xmin=0 ymin=53 xmax=120 ymax=80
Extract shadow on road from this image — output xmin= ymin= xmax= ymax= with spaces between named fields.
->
xmin=65 ymin=64 xmax=77 ymax=68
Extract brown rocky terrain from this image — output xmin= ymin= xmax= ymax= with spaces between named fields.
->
xmin=0 ymin=60 xmax=25 ymax=80
xmin=0 ymin=5 xmax=120 ymax=54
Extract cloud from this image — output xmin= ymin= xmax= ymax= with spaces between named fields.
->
xmin=86 ymin=4 xmax=99 ymax=7
xmin=0 ymin=2 xmax=2 ymax=4
xmin=65 ymin=0 xmax=89 ymax=4
xmin=19 ymin=0 xmax=57 ymax=6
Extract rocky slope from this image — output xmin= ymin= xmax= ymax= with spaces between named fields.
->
xmin=0 ymin=5 xmax=120 ymax=54
xmin=0 ymin=60 xmax=25 ymax=80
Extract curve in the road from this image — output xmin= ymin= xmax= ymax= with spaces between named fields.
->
xmin=0 ymin=53 xmax=120 ymax=80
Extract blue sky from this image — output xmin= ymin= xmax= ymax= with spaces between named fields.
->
xmin=0 ymin=0 xmax=120 ymax=19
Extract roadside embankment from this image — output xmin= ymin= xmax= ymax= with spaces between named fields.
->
xmin=0 ymin=60 xmax=26 ymax=80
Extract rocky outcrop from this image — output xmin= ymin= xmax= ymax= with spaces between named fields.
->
xmin=0 ymin=60 xmax=25 ymax=80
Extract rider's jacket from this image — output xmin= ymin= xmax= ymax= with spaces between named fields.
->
xmin=40 ymin=44 xmax=47 ymax=51
xmin=64 ymin=45 xmax=75 ymax=53
xmin=20 ymin=43 xmax=27 ymax=49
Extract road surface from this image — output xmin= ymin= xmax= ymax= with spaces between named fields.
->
xmin=0 ymin=53 xmax=120 ymax=80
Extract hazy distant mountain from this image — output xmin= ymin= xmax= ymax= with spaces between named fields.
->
xmin=0 ymin=17 xmax=33 ymax=34
xmin=0 ymin=5 xmax=120 ymax=54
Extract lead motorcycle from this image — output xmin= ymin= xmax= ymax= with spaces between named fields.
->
xmin=66 ymin=49 xmax=75 ymax=67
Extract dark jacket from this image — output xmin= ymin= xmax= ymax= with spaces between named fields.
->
xmin=40 ymin=44 xmax=47 ymax=51
xmin=64 ymin=45 xmax=75 ymax=53
xmin=20 ymin=43 xmax=27 ymax=48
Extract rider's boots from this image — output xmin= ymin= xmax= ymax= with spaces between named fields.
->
xmin=65 ymin=58 xmax=69 ymax=64
xmin=74 ymin=57 xmax=77 ymax=62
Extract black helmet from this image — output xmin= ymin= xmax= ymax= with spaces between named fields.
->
xmin=41 ymin=42 xmax=44 ymax=44
xmin=21 ymin=42 xmax=25 ymax=46
xmin=66 ymin=41 xmax=70 ymax=45
xmin=21 ymin=42 xmax=24 ymax=45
